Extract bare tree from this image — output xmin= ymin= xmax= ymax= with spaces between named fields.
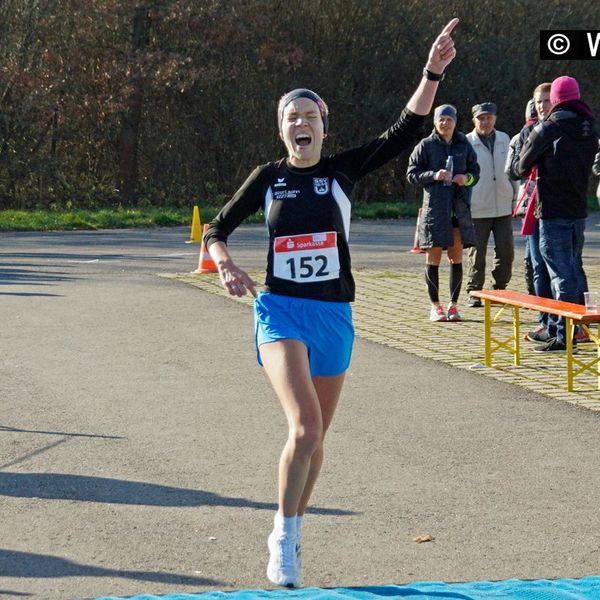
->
xmin=117 ymin=4 xmax=150 ymax=205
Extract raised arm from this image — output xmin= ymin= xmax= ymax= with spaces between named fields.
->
xmin=406 ymin=18 xmax=459 ymax=116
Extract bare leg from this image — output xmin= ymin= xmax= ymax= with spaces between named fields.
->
xmin=425 ymin=247 xmax=442 ymax=266
xmin=297 ymin=373 xmax=346 ymax=515
xmin=447 ymin=227 xmax=463 ymax=264
xmin=259 ymin=339 xmax=324 ymax=517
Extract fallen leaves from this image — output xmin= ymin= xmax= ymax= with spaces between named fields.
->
xmin=413 ymin=534 xmax=434 ymax=543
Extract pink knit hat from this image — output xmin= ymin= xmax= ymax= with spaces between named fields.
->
xmin=550 ymin=76 xmax=580 ymax=104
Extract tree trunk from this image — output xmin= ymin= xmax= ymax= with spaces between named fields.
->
xmin=118 ymin=5 xmax=149 ymax=205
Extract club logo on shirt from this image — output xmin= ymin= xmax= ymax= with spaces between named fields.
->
xmin=313 ymin=177 xmax=329 ymax=195
xmin=274 ymin=178 xmax=287 ymax=188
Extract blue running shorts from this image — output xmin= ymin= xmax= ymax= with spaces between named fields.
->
xmin=254 ymin=292 xmax=354 ymax=377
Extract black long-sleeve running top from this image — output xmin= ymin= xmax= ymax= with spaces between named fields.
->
xmin=204 ymin=107 xmax=424 ymax=302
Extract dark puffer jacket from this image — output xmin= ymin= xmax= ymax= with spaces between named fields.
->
xmin=407 ymin=129 xmax=479 ymax=249
xmin=519 ymin=100 xmax=597 ymax=220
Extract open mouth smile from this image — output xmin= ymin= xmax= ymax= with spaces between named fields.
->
xmin=295 ymin=133 xmax=312 ymax=147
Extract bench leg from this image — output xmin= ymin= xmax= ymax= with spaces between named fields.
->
xmin=590 ymin=323 xmax=600 ymax=392
xmin=483 ymin=300 xmax=520 ymax=368
xmin=597 ymin=325 xmax=600 ymax=392
xmin=566 ymin=318 xmax=574 ymax=392
xmin=513 ymin=306 xmax=521 ymax=366
xmin=567 ymin=322 xmax=600 ymax=392
xmin=484 ymin=299 xmax=491 ymax=367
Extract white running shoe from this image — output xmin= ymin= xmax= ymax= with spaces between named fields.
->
xmin=296 ymin=540 xmax=302 ymax=570
xmin=430 ymin=303 xmax=447 ymax=322
xmin=295 ymin=515 xmax=303 ymax=570
xmin=267 ymin=530 xmax=300 ymax=588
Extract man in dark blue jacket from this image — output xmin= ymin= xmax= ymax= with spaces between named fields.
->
xmin=519 ymin=76 xmax=597 ymax=352
xmin=509 ymin=83 xmax=555 ymax=343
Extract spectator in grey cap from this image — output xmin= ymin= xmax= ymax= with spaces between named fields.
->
xmin=407 ymin=103 xmax=479 ymax=322
xmin=465 ymin=102 xmax=517 ymax=307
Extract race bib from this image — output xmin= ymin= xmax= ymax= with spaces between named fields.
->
xmin=273 ymin=232 xmax=339 ymax=283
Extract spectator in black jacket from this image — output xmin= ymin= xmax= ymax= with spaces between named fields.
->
xmin=407 ymin=104 xmax=479 ymax=322
xmin=519 ymin=76 xmax=597 ymax=352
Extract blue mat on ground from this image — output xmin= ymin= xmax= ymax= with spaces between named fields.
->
xmin=95 ymin=577 xmax=600 ymax=600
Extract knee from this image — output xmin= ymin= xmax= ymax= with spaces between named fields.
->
xmin=290 ymin=422 xmax=323 ymax=457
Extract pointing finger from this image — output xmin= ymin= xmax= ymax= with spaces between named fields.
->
xmin=440 ymin=17 xmax=459 ymax=37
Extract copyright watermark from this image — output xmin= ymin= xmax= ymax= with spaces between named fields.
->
xmin=541 ymin=30 xmax=600 ymax=59
xmin=546 ymin=33 xmax=571 ymax=55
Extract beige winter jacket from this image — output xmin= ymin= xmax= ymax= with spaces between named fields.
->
xmin=466 ymin=129 xmax=517 ymax=218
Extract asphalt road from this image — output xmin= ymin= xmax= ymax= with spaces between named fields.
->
xmin=1 ymin=219 xmax=600 ymax=600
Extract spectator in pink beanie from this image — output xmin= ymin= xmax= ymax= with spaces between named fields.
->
xmin=518 ymin=76 xmax=597 ymax=352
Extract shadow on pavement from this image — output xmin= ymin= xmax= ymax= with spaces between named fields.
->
xmin=0 ymin=425 xmax=124 ymax=440
xmin=0 ymin=268 xmax=76 ymax=282
xmin=0 ymin=266 xmax=75 ymax=295
xmin=0 ymin=549 xmax=222 ymax=586
xmin=0 ymin=292 xmax=63 ymax=297
xmin=0 ymin=473 xmax=355 ymax=515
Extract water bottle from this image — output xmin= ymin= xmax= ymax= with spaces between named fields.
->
xmin=443 ymin=155 xmax=453 ymax=186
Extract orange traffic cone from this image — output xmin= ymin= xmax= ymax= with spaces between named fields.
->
xmin=192 ymin=224 xmax=218 ymax=273
xmin=410 ymin=207 xmax=425 ymax=254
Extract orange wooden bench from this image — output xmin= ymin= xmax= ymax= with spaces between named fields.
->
xmin=470 ymin=289 xmax=600 ymax=392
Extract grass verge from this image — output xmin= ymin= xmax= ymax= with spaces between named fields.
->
xmin=0 ymin=202 xmax=419 ymax=232
xmin=0 ymin=207 xmax=218 ymax=232
xmin=2 ymin=196 xmax=596 ymax=232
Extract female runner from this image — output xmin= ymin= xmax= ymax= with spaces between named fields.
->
xmin=204 ymin=18 xmax=460 ymax=588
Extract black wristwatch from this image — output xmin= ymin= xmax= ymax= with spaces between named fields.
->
xmin=423 ymin=68 xmax=445 ymax=81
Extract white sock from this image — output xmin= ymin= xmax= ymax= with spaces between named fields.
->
xmin=296 ymin=515 xmax=304 ymax=542
xmin=273 ymin=512 xmax=296 ymax=538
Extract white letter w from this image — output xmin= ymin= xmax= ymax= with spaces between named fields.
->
xmin=587 ymin=32 xmax=600 ymax=57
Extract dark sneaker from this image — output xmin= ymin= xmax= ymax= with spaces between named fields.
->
xmin=468 ymin=295 xmax=482 ymax=308
xmin=534 ymin=338 xmax=578 ymax=354
xmin=525 ymin=325 xmax=551 ymax=343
